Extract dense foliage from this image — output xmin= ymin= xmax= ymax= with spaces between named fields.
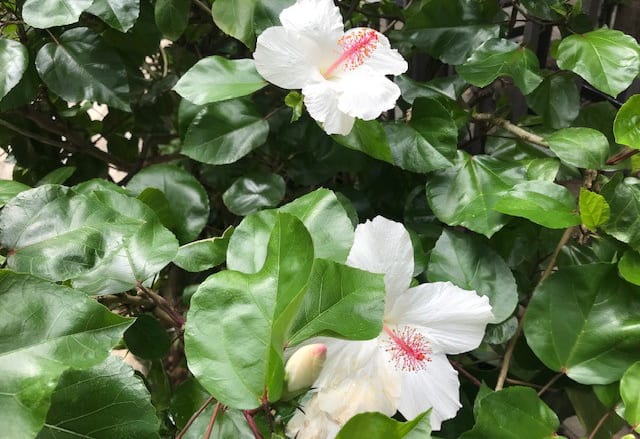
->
xmin=2 ymin=0 xmax=640 ymax=437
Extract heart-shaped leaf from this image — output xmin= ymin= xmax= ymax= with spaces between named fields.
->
xmin=0 ymin=38 xmax=28 ymax=101
xmin=614 ymin=94 xmax=640 ymax=149
xmin=545 ymin=127 xmax=609 ymax=169
xmin=223 ymin=172 xmax=286 ymax=216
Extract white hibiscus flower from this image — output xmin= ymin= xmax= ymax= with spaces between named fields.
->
xmin=253 ymin=0 xmax=408 ymax=135
xmin=287 ymin=217 xmax=494 ymax=438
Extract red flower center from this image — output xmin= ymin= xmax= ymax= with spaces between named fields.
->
xmin=382 ymin=325 xmax=432 ymax=372
xmin=323 ymin=28 xmax=379 ymax=78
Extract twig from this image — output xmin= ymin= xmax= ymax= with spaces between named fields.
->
xmin=193 ymin=0 xmax=211 ymax=15
xmin=44 ymin=28 xmax=60 ymax=45
xmin=606 ymin=146 xmax=639 ymax=165
xmin=588 ymin=410 xmax=612 ymax=439
xmin=204 ymin=403 xmax=222 ymax=439
xmin=537 ymin=372 xmax=564 ymax=396
xmin=136 ymin=282 xmax=185 ymax=329
xmin=472 ymin=113 xmax=549 ymax=148
xmin=450 ymin=360 xmax=482 ymax=388
xmin=175 ymin=396 xmax=215 ymax=439
xmin=243 ymin=411 xmax=264 ymax=439
xmin=541 ymin=227 xmax=575 ymax=281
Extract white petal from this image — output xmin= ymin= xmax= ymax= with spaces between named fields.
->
xmin=387 ymin=282 xmax=494 ymax=354
xmin=346 ymin=216 xmax=414 ymax=313
xmin=254 ymin=27 xmax=321 ymax=89
xmin=397 ymin=353 xmax=462 ymax=430
xmin=313 ymin=337 xmax=400 ymax=423
xmin=302 ymin=80 xmax=355 ymax=135
xmin=287 ymin=394 xmax=342 ymax=439
xmin=343 ymin=27 xmax=408 ymax=76
xmin=335 ymin=70 xmax=401 ymax=120
xmin=279 ymin=0 xmax=344 ymax=46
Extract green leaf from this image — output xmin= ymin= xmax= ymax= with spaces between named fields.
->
xmin=173 ymin=56 xmax=267 ymax=106
xmin=35 ymin=28 xmax=130 ymax=111
xmin=526 ymin=158 xmax=560 ymax=181
xmin=618 ymin=249 xmax=640 ymax=286
xmin=37 ymin=355 xmax=160 ymax=438
xmin=555 ymin=28 xmax=640 ymax=97
xmin=579 ymin=188 xmax=610 ymax=231
xmin=524 ymin=263 xmax=640 ymax=384
xmin=22 ymin=0 xmax=93 ymax=28
xmin=184 ymin=213 xmax=314 ymax=408
xmin=400 ymin=0 xmax=501 ymax=65
xmin=527 ymin=73 xmax=580 ymax=129
xmin=227 ymin=188 xmax=354 ymax=273
xmin=137 ymin=188 xmax=177 ymax=231
xmin=124 ymin=315 xmax=171 ymax=360
xmin=395 ymin=75 xmax=466 ymax=103
xmin=0 ymin=185 xmax=178 ymax=295
xmin=494 ymin=181 xmax=581 ymax=229
xmin=288 ymin=259 xmax=385 ymax=346
xmin=211 ymin=0 xmax=294 ymax=50
xmin=127 ymin=164 xmax=210 ymax=243
xmin=545 ymin=127 xmax=609 ymax=169
xmin=0 ymin=38 xmax=28 ymax=101
xmin=181 ymin=405 xmax=253 ymax=439
xmin=336 ymin=410 xmax=431 ymax=439
xmin=621 ymin=361 xmax=640 ymax=431
xmin=182 ymin=99 xmax=269 ymax=165
xmin=86 ymin=0 xmax=140 ymax=32
xmin=428 ymin=229 xmax=518 ymax=323
xmin=457 ymin=38 xmax=544 ymax=94
xmin=566 ymin=386 xmax=625 ymax=439
xmin=601 ymin=176 xmax=640 ymax=250
xmin=460 ymin=387 xmax=559 ymax=439
xmin=0 ymin=271 xmax=132 ymax=438
xmin=520 ymin=0 xmax=567 ymax=20
xmin=426 ymin=151 xmax=527 ymax=238
xmin=154 ymin=0 xmax=189 ymax=40
xmin=36 ymin=166 xmax=76 ymax=186
xmin=614 ymin=94 xmax=640 ymax=149
xmin=334 ymin=119 xmax=394 ymax=163
xmin=223 ymin=172 xmax=286 ymax=216
xmin=0 ymin=179 xmax=30 ymax=207
xmin=173 ymin=226 xmax=234 ymax=272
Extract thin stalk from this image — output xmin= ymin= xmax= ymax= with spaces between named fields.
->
xmin=204 ymin=403 xmax=222 ymax=439
xmin=175 ymin=396 xmax=215 ymax=439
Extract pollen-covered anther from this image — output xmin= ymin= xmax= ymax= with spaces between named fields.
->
xmin=323 ymin=28 xmax=379 ymax=77
xmin=382 ymin=325 xmax=432 ymax=372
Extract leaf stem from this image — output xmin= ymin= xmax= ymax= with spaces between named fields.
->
xmin=44 ymin=28 xmax=60 ymax=45
xmin=204 ymin=403 xmax=222 ymax=439
xmin=136 ymin=283 xmax=185 ymax=329
xmin=472 ymin=113 xmax=549 ymax=148
xmin=537 ymin=372 xmax=564 ymax=396
xmin=193 ymin=0 xmax=211 ymax=15
xmin=588 ymin=409 xmax=612 ymax=439
xmin=175 ymin=396 xmax=215 ymax=439
xmin=243 ymin=411 xmax=264 ymax=439
xmin=450 ymin=360 xmax=482 ymax=388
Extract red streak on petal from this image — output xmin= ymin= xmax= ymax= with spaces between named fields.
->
xmin=324 ymin=29 xmax=379 ymax=78
xmin=382 ymin=325 xmax=432 ymax=372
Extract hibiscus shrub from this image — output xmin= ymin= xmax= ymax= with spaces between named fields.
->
xmin=3 ymin=0 xmax=640 ymax=437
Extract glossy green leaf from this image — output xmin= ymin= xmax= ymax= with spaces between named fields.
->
xmin=494 ymin=181 xmax=581 ymax=228
xmin=222 ymin=172 xmax=286 ymax=216
xmin=460 ymin=387 xmax=560 ymax=439
xmin=288 ymin=259 xmax=385 ymax=345
xmin=457 ymin=39 xmax=544 ymax=94
xmin=400 ymin=0 xmax=501 ymax=65
xmin=520 ymin=0 xmax=567 ymax=20
xmin=86 ymin=0 xmax=140 ymax=32
xmin=211 ymin=0 xmax=294 ymax=50
xmin=36 ymin=166 xmax=76 ymax=186
xmin=35 ymin=28 xmax=130 ymax=111
xmin=184 ymin=213 xmax=314 ymax=408
xmin=579 ymin=188 xmax=610 ymax=231
xmin=524 ymin=263 xmax=640 ymax=384
xmin=0 ymin=185 xmax=178 ymax=295
xmin=154 ymin=0 xmax=189 ymax=40
xmin=428 ymin=229 xmax=518 ymax=323
xmin=567 ymin=386 xmax=625 ymax=439
xmin=621 ymin=361 xmax=640 ymax=431
xmin=137 ymin=188 xmax=176 ymax=231
xmin=124 ymin=315 xmax=171 ymax=360
xmin=0 ymin=180 xmax=30 ymax=207
xmin=173 ymin=57 xmax=267 ymax=105
xmin=555 ymin=28 xmax=640 ymax=97
xmin=227 ymin=188 xmax=354 ymax=273
xmin=395 ymin=75 xmax=466 ymax=103
xmin=527 ymin=73 xmax=580 ymax=129
xmin=601 ymin=176 xmax=640 ymax=250
xmin=334 ymin=119 xmax=393 ymax=163
xmin=336 ymin=410 xmax=431 ymax=439
xmin=545 ymin=127 xmax=609 ymax=169
xmin=174 ymin=226 xmax=234 ymax=273
xmin=618 ymin=249 xmax=640 ymax=286
xmin=614 ymin=94 xmax=640 ymax=149
xmin=22 ymin=0 xmax=93 ymax=28
xmin=182 ymin=99 xmax=269 ymax=165
xmin=0 ymin=271 xmax=132 ymax=438
xmin=426 ymin=151 xmax=527 ymax=238
xmin=0 ymin=38 xmax=28 ymax=101
xmin=37 ymin=355 xmax=160 ymax=438
xmin=127 ymin=164 xmax=210 ymax=243
xmin=526 ymin=158 xmax=560 ymax=181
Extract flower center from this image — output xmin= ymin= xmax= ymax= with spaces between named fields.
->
xmin=323 ymin=28 xmax=379 ymax=78
xmin=382 ymin=325 xmax=432 ymax=372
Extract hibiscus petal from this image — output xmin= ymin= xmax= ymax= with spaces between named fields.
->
xmin=287 ymin=394 xmax=342 ymax=439
xmin=343 ymin=27 xmax=408 ymax=76
xmin=254 ymin=26 xmax=321 ymax=89
xmin=335 ymin=70 xmax=402 ymax=120
xmin=397 ymin=353 xmax=461 ymax=430
xmin=346 ymin=216 xmax=414 ymax=312
xmin=302 ymin=80 xmax=355 ymax=135
xmin=279 ymin=0 xmax=344 ymax=45
xmin=387 ymin=282 xmax=493 ymax=354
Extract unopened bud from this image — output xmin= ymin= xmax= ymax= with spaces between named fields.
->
xmin=284 ymin=343 xmax=327 ymax=395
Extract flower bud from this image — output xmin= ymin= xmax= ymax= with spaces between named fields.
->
xmin=284 ymin=343 xmax=327 ymax=395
